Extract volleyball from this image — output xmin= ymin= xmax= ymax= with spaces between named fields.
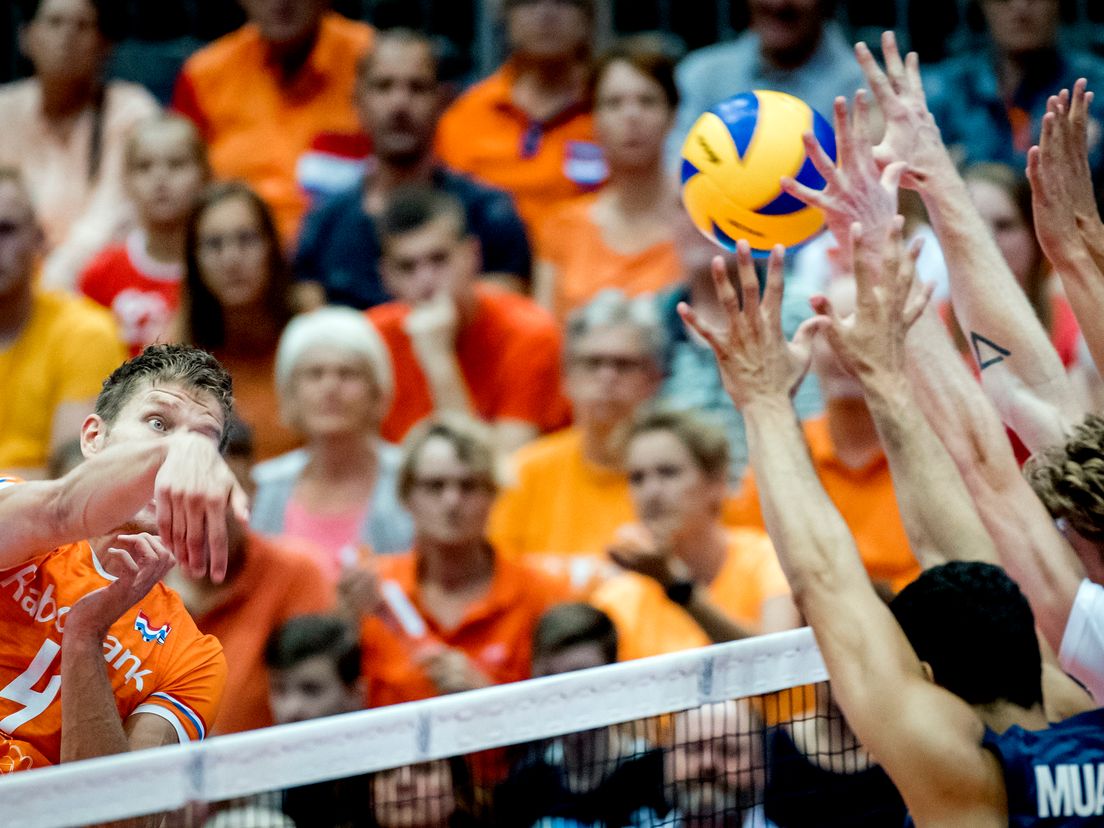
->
xmin=680 ymin=90 xmax=836 ymax=255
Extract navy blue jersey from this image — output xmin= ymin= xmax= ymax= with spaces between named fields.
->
xmin=987 ymin=706 xmax=1104 ymax=825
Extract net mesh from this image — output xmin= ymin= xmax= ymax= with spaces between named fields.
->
xmin=2 ymin=629 xmax=907 ymax=828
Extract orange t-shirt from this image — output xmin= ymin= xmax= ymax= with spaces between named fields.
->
xmin=172 ymin=14 xmax=374 ymax=241
xmin=538 ymin=194 xmax=682 ymax=321
xmin=367 ymin=285 xmax=571 ymax=444
xmin=727 ymin=416 xmax=920 ymax=593
xmin=360 ymin=551 xmax=568 ymax=708
xmin=436 ymin=64 xmax=604 ymax=234
xmin=590 ymin=528 xmax=791 ymax=663
xmin=191 ymin=532 xmax=334 ymax=735
xmin=488 ymin=427 xmax=632 ymax=590
xmin=0 ymin=484 xmax=225 ymax=772
xmin=213 ymin=348 xmax=302 ymax=462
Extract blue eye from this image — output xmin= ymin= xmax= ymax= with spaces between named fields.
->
xmin=148 ymin=417 xmax=166 ymax=432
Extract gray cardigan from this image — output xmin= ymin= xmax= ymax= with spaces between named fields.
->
xmin=250 ymin=442 xmax=414 ymax=554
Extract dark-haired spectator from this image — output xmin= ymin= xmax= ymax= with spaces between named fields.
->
xmin=368 ymin=188 xmax=569 ymax=453
xmin=0 ymin=169 xmax=127 ymax=478
xmin=172 ymin=0 xmax=373 ymax=242
xmin=251 ymin=307 xmax=413 ymax=578
xmin=176 ymin=181 xmax=299 ymax=460
xmin=923 ymin=0 xmax=1104 ymax=181
xmin=79 ymin=115 xmax=209 ymax=355
xmin=669 ymin=0 xmax=862 ymax=165
xmin=0 ymin=0 xmax=159 ymax=289
xmin=167 ymin=418 xmax=335 ymax=735
xmin=356 ymin=415 xmax=568 ymax=707
xmin=536 ymin=37 xmax=682 ymax=322
xmin=493 ymin=604 xmax=670 ymax=827
xmin=436 ymin=0 xmax=603 ymax=234
xmin=295 ymin=28 xmax=532 ymax=311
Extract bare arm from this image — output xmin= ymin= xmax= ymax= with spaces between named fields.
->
xmin=405 ymin=292 xmax=477 ymax=418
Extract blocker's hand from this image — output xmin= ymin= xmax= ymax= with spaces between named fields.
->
xmin=677 ymin=242 xmax=825 ymax=410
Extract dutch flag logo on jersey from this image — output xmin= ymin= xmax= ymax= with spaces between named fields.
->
xmin=134 ymin=611 xmax=171 ymax=644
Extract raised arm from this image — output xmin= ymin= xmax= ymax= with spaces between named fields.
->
xmin=856 ymin=31 xmax=1082 ymax=453
xmin=678 ymin=241 xmax=1003 ymax=824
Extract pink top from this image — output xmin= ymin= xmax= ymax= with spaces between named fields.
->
xmin=283 ymin=495 xmax=369 ymax=582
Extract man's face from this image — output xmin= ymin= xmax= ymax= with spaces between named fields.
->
xmin=0 ymin=182 xmax=41 ymax=302
xmin=83 ymin=381 xmax=225 ymax=533
xmin=981 ymin=0 xmax=1059 ymax=56
xmin=357 ymin=40 xmax=438 ymax=165
xmin=238 ymin=0 xmax=328 ymax=48
xmin=22 ymin=0 xmax=106 ymax=83
xmin=268 ymin=655 xmax=360 ymax=724
xmin=567 ymin=324 xmax=659 ymax=431
xmin=405 ymin=436 xmax=494 ymax=548
xmin=372 ymin=761 xmax=456 ymax=828
xmin=381 ymin=216 xmax=477 ymax=306
xmin=748 ymin=0 xmax=824 ymax=61
xmin=506 ymin=0 xmax=591 ymax=62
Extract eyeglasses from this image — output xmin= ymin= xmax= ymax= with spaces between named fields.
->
xmin=198 ymin=229 xmax=265 ymax=257
xmin=572 ymin=353 xmax=652 ymax=374
xmin=412 ymin=476 xmax=492 ymax=497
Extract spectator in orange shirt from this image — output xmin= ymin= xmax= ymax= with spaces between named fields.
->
xmin=369 ymin=188 xmax=569 ymax=453
xmin=592 ymin=409 xmax=800 ymax=662
xmin=178 ymin=181 xmax=299 ymax=461
xmin=488 ymin=290 xmax=663 ymax=587
xmin=0 ymin=0 xmax=160 ymax=290
xmin=727 ymin=277 xmax=921 ymax=594
xmin=535 ymin=37 xmax=683 ymax=321
xmin=435 ymin=0 xmax=604 ymax=234
xmin=355 ymin=414 xmax=567 ymax=707
xmin=79 ymin=115 xmax=210 ymax=355
xmin=172 ymin=0 xmax=373 ymax=242
xmin=167 ymin=417 xmax=334 ymax=735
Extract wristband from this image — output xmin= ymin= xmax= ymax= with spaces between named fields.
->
xmin=665 ymin=579 xmax=695 ymax=607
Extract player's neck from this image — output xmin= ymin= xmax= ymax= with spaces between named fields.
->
xmin=977 ymin=700 xmax=1049 ymax=735
xmin=143 ymin=223 xmax=186 ymax=265
xmin=416 ymin=538 xmax=495 ymax=592
xmin=673 ymin=523 xmax=728 ymax=586
xmin=0 ymin=281 xmax=34 ymax=344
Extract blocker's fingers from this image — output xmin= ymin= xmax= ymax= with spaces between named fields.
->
xmin=881 ymin=31 xmax=907 ymax=89
xmin=904 ymin=51 xmax=926 ymax=103
xmin=903 ymin=281 xmax=935 ymax=328
xmin=735 ymin=241 xmax=762 ymax=322
xmin=205 ymin=494 xmax=228 ymax=584
xmin=762 ymin=245 xmax=786 ymax=325
xmin=792 ymin=315 xmax=830 ymax=353
xmin=852 ymin=89 xmax=875 ymax=149
xmin=833 ymin=97 xmax=855 ymax=164
xmin=678 ymin=302 xmax=729 ymax=355
xmin=880 ymin=160 xmax=908 ymax=194
xmin=802 ymin=130 xmax=840 ymax=182
xmin=709 ymin=254 xmax=743 ymax=317
xmin=780 ymin=175 xmax=831 ymax=210
xmin=855 ymin=41 xmax=896 ymax=111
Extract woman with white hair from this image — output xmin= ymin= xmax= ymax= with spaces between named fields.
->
xmin=251 ymin=307 xmax=413 ymax=580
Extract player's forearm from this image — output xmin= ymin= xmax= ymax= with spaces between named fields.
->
xmin=412 ymin=342 xmax=476 ymax=416
xmin=59 ymin=627 xmax=131 ymax=764
xmin=1054 ymin=240 xmax=1104 ymax=375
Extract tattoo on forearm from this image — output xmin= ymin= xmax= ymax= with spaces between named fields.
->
xmin=971 ymin=332 xmax=1012 ymax=370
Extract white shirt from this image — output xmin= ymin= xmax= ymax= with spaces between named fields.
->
xmin=1059 ymin=578 xmax=1104 ymax=702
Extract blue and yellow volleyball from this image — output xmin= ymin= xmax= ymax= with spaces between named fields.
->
xmin=680 ymin=90 xmax=836 ymax=255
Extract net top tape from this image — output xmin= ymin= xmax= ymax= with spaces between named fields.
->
xmin=1 ymin=627 xmax=827 ymax=828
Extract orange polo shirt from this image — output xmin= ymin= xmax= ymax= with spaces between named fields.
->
xmin=191 ymin=532 xmax=335 ymax=735
xmin=367 ymin=285 xmax=571 ymax=444
xmin=727 ymin=416 xmax=920 ymax=593
xmin=173 ymin=14 xmax=374 ymax=242
xmin=590 ymin=528 xmax=791 ymax=663
xmin=436 ymin=64 xmax=605 ymax=234
xmin=537 ymin=194 xmax=682 ymax=321
xmin=360 ymin=551 xmax=568 ymax=708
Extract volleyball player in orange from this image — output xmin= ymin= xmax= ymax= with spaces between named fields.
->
xmin=0 ymin=344 xmax=246 ymax=774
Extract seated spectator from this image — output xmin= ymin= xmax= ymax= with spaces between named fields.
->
xmin=0 ymin=0 xmax=159 ymax=289
xmin=357 ymin=415 xmax=568 ymax=707
xmin=670 ymin=0 xmax=863 ymax=165
xmin=727 ymin=277 xmax=921 ymax=594
xmin=960 ymin=163 xmax=1079 ymax=367
xmin=0 ymin=169 xmax=127 ymax=478
xmin=592 ymin=410 xmax=799 ymax=661
xmin=536 ymin=37 xmax=682 ymax=322
xmin=251 ymin=307 xmax=414 ymax=578
xmin=79 ymin=114 xmax=209 ymax=355
xmin=368 ymin=188 xmax=569 ymax=453
xmin=177 ymin=181 xmax=299 ymax=460
xmin=370 ymin=760 xmax=476 ymax=828
xmin=488 ymin=290 xmax=662 ymax=586
xmin=295 ymin=28 xmax=532 ymax=311
xmin=167 ymin=418 xmax=335 ymax=735
xmin=656 ymin=214 xmax=822 ymax=484
xmin=923 ymin=0 xmax=1104 ymax=183
xmin=435 ymin=0 xmax=603 ymax=234
xmin=493 ymin=603 xmax=670 ymax=827
xmin=173 ymin=0 xmax=373 ymax=242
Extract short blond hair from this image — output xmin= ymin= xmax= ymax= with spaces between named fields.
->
xmin=396 ymin=413 xmax=503 ymax=501
xmin=628 ymin=408 xmax=729 ymax=480
xmin=1025 ymin=414 xmax=1104 ymax=541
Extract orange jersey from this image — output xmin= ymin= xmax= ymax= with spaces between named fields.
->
xmin=0 ymin=483 xmax=225 ymax=772
xmin=435 ymin=65 xmax=604 ymax=234
xmin=537 ymin=194 xmax=682 ymax=322
xmin=360 ymin=551 xmax=568 ymax=708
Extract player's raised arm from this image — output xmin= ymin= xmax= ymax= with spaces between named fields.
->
xmin=855 ymin=31 xmax=1082 ymax=453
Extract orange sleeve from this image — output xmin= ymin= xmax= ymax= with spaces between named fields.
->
xmin=131 ymin=632 xmax=226 ymax=743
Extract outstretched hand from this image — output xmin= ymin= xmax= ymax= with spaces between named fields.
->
xmin=677 ymin=242 xmax=825 ymax=410
xmin=813 ymin=217 xmax=932 ymax=380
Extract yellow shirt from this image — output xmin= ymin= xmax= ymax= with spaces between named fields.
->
xmin=591 ymin=528 xmax=791 ymax=662
xmin=0 ymin=291 xmax=127 ymax=470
